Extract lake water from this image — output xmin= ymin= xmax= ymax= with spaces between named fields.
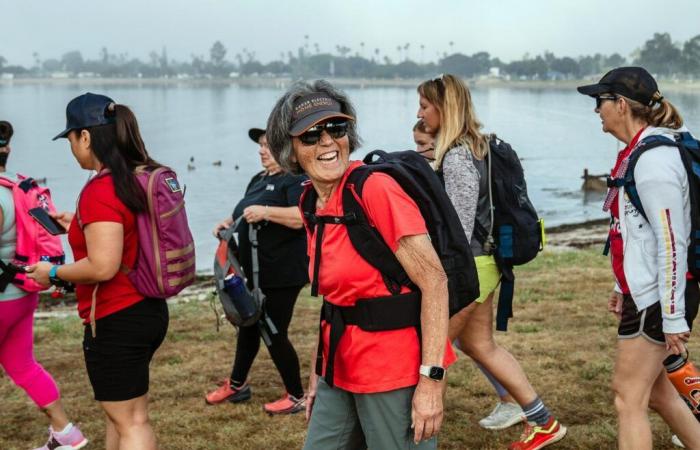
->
xmin=1 ymin=82 xmax=699 ymax=272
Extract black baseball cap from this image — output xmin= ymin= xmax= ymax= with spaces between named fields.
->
xmin=289 ymin=93 xmax=354 ymax=136
xmin=248 ymin=128 xmax=265 ymax=144
xmin=0 ymin=121 xmax=13 ymax=147
xmin=53 ymin=92 xmax=116 ymax=140
xmin=577 ymin=67 xmax=661 ymax=106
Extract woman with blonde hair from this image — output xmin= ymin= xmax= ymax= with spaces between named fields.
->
xmin=578 ymin=67 xmax=700 ymax=449
xmin=417 ymin=74 xmax=566 ymax=450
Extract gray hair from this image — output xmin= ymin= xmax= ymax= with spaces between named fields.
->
xmin=266 ymin=80 xmax=362 ymax=174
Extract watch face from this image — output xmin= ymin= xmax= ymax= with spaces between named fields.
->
xmin=429 ymin=366 xmax=445 ymax=380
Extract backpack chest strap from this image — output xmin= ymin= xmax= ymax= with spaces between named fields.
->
xmin=306 ymin=212 xmax=359 ymax=297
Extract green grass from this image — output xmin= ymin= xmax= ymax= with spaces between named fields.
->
xmin=0 ymin=248 xmax=689 ymax=449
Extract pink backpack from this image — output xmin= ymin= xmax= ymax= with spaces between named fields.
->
xmin=80 ymin=167 xmax=196 ymax=300
xmin=0 ymin=175 xmax=65 ymax=292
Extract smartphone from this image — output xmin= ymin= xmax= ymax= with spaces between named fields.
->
xmin=28 ymin=207 xmax=66 ymax=235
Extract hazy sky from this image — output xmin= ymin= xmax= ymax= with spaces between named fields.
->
xmin=2 ymin=0 xmax=699 ymax=67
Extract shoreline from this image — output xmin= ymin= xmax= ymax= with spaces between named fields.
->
xmin=2 ymin=76 xmax=699 ymax=91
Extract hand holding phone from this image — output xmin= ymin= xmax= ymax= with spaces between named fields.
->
xmin=29 ymin=207 xmax=67 ymax=235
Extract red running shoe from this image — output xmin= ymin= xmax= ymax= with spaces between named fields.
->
xmin=205 ymin=379 xmax=251 ymax=405
xmin=509 ymin=417 xmax=567 ymax=450
xmin=263 ymin=393 xmax=305 ymax=415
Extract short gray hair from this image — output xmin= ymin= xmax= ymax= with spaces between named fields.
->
xmin=266 ymin=80 xmax=362 ymax=174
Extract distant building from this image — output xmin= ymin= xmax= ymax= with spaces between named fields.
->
xmin=489 ymin=67 xmax=500 ymax=78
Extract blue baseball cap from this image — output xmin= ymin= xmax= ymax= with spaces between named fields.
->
xmin=52 ymin=92 xmax=116 ymax=140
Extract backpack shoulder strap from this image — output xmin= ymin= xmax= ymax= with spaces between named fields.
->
xmin=342 ymin=166 xmax=414 ymax=294
xmin=624 ymin=135 xmax=679 ymax=222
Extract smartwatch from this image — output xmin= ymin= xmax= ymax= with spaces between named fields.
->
xmin=48 ymin=265 xmax=61 ymax=286
xmin=419 ymin=364 xmax=446 ymax=381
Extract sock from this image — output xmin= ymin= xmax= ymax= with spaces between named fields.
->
xmin=54 ymin=422 xmax=73 ymax=436
xmin=230 ymin=379 xmax=245 ymax=389
xmin=523 ymin=397 xmax=552 ymax=426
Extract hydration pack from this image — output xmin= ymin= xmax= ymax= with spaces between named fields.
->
xmin=213 ymin=220 xmax=277 ymax=344
xmin=302 ymin=150 xmax=480 ymax=317
xmin=613 ymin=131 xmax=700 ymax=281
xmin=438 ymin=135 xmax=545 ymax=331
xmin=0 ymin=174 xmax=65 ymax=292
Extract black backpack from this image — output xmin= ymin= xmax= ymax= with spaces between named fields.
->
xmin=614 ymin=131 xmax=700 ymax=281
xmin=302 ymin=149 xmax=480 ymax=317
xmin=439 ymin=135 xmax=544 ymax=331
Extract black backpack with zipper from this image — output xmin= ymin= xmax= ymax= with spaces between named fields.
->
xmin=302 ymin=149 xmax=480 ymax=317
xmin=439 ymin=135 xmax=544 ymax=331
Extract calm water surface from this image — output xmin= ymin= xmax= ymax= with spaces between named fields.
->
xmin=1 ymin=83 xmax=699 ymax=272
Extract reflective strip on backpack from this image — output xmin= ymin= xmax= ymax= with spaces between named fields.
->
xmin=168 ymin=272 xmax=195 ymax=287
xmin=165 ymin=243 xmax=194 ymax=259
xmin=167 ymin=257 xmax=195 ymax=273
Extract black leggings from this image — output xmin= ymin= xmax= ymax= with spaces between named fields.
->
xmin=231 ymin=285 xmax=304 ymax=398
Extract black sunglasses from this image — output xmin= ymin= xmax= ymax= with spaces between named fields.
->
xmin=298 ymin=120 xmax=349 ymax=146
xmin=595 ymin=94 xmax=618 ymax=109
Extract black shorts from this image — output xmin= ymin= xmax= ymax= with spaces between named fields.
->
xmin=83 ymin=298 xmax=169 ymax=401
xmin=618 ymin=281 xmax=699 ymax=345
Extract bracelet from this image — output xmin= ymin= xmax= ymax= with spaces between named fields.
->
xmin=48 ymin=265 xmax=60 ymax=285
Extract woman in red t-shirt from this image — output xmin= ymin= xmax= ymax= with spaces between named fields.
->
xmin=266 ymin=81 xmax=454 ymax=449
xmin=28 ymin=93 xmax=167 ymax=450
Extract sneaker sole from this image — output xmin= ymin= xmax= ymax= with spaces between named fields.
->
xmin=264 ymin=405 xmax=304 ymax=416
xmin=204 ymin=390 xmax=252 ymax=405
xmin=479 ymin=413 xmax=526 ymax=430
xmin=72 ymin=438 xmax=89 ymax=449
xmin=529 ymin=425 xmax=567 ymax=450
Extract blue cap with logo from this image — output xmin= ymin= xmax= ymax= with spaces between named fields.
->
xmin=52 ymin=92 xmax=116 ymax=141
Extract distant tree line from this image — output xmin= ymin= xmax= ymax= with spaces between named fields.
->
xmin=1 ymin=32 xmax=699 ymax=80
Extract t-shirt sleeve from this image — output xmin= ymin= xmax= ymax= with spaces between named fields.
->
xmin=78 ymin=179 xmax=126 ymax=226
xmin=361 ymin=173 xmax=427 ymax=252
xmin=285 ymin=175 xmax=307 ymax=206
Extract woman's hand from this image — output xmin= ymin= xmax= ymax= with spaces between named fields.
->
xmin=608 ymin=290 xmax=623 ymax=320
xmin=305 ymin=371 xmax=318 ymax=423
xmin=665 ymin=332 xmax=690 ymax=355
xmin=212 ymin=216 xmax=234 ymax=238
xmin=243 ymin=205 xmax=267 ymax=224
xmin=26 ymin=261 xmax=53 ymax=287
xmin=411 ymin=377 xmax=444 ymax=443
xmin=50 ymin=211 xmax=74 ymax=232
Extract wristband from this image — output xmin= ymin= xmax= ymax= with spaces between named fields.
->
xmin=48 ymin=265 xmax=60 ymax=285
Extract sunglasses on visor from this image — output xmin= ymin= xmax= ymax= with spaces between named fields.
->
xmin=298 ymin=120 xmax=349 ymax=146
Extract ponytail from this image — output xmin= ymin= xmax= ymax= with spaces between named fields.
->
xmin=627 ymin=92 xmax=684 ymax=130
xmin=82 ymin=104 xmax=162 ymax=213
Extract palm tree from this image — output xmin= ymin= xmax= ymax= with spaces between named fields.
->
xmin=360 ymin=41 xmax=365 ymax=58
xmin=420 ymin=44 xmax=425 ymax=63
xmin=404 ymin=43 xmax=410 ymax=61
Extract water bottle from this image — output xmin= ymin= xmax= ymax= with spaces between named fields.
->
xmin=664 ymin=353 xmax=700 ymax=421
xmin=223 ymin=273 xmax=257 ymax=321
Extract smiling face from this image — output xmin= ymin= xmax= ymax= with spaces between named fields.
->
xmin=292 ymin=119 xmax=351 ymax=189
xmin=417 ymin=95 xmax=441 ymax=134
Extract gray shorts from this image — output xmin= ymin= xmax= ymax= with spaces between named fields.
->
xmin=304 ymin=378 xmax=437 ymax=450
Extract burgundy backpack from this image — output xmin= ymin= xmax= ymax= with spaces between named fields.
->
xmin=79 ymin=167 xmax=195 ymax=300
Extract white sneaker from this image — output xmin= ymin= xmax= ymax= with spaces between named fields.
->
xmin=478 ymin=402 xmax=525 ymax=430
xmin=672 ymin=434 xmax=686 ymax=448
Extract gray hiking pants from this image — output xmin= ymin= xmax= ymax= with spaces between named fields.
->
xmin=303 ymin=378 xmax=437 ymax=450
